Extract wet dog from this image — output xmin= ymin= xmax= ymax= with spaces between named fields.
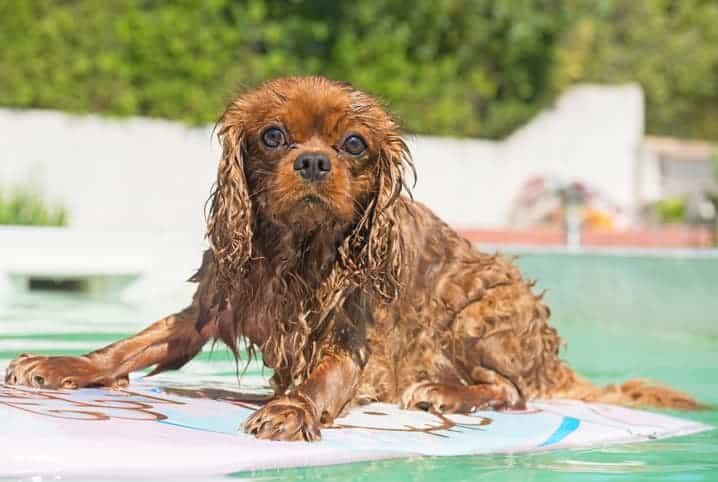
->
xmin=5 ymin=77 xmax=699 ymax=441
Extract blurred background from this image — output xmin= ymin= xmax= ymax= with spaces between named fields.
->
xmin=1 ymin=0 xmax=717 ymax=243
xmin=0 ymin=2 xmax=716 ymax=480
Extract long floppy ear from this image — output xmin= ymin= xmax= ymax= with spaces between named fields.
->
xmin=206 ymin=112 xmax=253 ymax=293
xmin=345 ymin=128 xmax=415 ymax=303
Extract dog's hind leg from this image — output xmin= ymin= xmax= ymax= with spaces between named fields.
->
xmin=400 ymin=366 xmax=525 ymax=413
xmin=397 ymin=271 xmax=562 ymax=414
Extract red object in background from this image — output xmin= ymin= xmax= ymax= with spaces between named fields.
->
xmin=460 ymin=228 xmax=714 ymax=249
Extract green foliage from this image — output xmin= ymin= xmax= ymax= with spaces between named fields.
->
xmin=0 ymin=186 xmax=67 ymax=227
xmin=655 ymin=197 xmax=687 ymax=224
xmin=0 ymin=1 xmax=716 ymax=140
xmin=556 ymin=0 xmax=718 ymax=141
xmin=0 ymin=0 xmax=569 ymax=138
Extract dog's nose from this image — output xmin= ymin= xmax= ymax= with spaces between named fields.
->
xmin=293 ymin=153 xmax=331 ymax=182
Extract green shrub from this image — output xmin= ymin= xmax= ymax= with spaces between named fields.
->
xmin=0 ymin=186 xmax=67 ymax=226
xmin=0 ymin=0 xmax=571 ymax=138
xmin=556 ymin=1 xmax=718 ymax=141
xmin=655 ymin=198 xmax=687 ymax=224
xmin=0 ymin=1 xmax=716 ymax=140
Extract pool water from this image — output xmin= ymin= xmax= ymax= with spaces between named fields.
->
xmin=1 ymin=275 xmax=716 ymax=481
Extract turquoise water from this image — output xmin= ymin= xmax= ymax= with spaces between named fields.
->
xmin=1 ymin=251 xmax=717 ymax=481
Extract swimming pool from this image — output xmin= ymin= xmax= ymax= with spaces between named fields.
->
xmin=1 ymin=250 xmax=716 ymax=481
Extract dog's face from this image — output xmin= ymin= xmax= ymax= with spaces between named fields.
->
xmin=220 ymin=77 xmax=405 ymax=231
xmin=208 ymin=77 xmax=412 ymax=293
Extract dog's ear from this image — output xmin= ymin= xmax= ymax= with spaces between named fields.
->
xmin=346 ymin=126 xmax=414 ymax=303
xmin=206 ymin=107 xmax=253 ymax=294
xmin=371 ymin=131 xmax=413 ymax=300
xmin=377 ymin=131 xmax=414 ymax=211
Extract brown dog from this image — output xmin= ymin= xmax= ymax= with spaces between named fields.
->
xmin=4 ymin=77 xmax=698 ymax=441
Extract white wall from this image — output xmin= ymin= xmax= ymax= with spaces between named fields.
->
xmin=0 ymin=83 xmax=646 ymax=233
xmin=0 ymin=112 xmax=218 ymax=235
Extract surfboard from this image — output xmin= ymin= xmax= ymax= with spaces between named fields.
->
xmin=0 ymin=380 xmax=712 ymax=478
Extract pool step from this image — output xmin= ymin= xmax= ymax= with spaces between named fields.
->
xmin=0 ymin=226 xmax=203 ymax=300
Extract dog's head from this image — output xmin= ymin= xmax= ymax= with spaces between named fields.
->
xmin=207 ymin=76 xmax=413 ymax=299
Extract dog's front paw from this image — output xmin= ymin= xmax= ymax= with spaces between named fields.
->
xmin=4 ymin=353 xmax=125 ymax=389
xmin=242 ymin=395 xmax=321 ymax=442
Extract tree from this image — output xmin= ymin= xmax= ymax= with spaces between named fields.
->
xmin=555 ymin=0 xmax=718 ymax=140
xmin=0 ymin=0 xmax=569 ymax=137
xmin=0 ymin=1 xmax=716 ymax=140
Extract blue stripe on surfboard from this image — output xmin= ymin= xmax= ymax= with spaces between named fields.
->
xmin=539 ymin=416 xmax=580 ymax=447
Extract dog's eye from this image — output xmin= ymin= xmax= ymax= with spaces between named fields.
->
xmin=261 ymin=127 xmax=285 ymax=148
xmin=342 ymin=135 xmax=367 ymax=156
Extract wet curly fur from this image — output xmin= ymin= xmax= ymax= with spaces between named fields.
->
xmin=4 ymin=77 xmax=700 ymax=442
xmin=201 ymin=79 xmax=411 ymax=386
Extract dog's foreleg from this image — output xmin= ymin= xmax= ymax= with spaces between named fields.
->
xmin=243 ymin=314 xmax=366 ymax=441
xmin=5 ymin=306 xmax=212 ymax=389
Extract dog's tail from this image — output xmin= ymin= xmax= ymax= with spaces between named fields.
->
xmin=552 ymin=369 xmax=703 ymax=410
